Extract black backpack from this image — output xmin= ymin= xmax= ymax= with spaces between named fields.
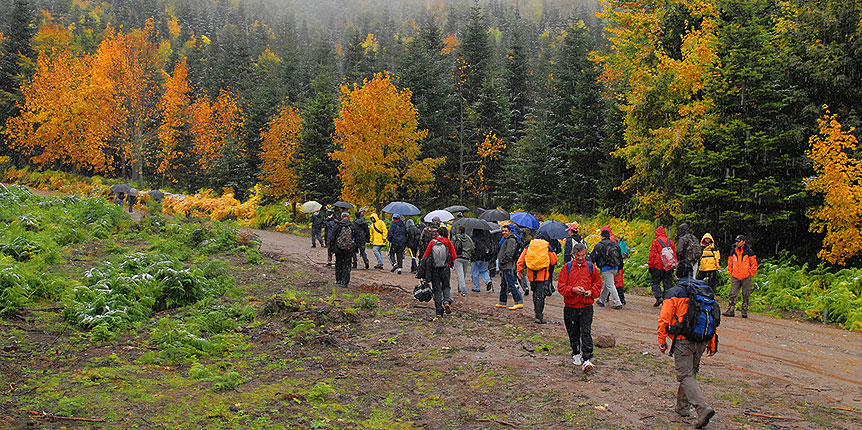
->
xmin=453 ymin=236 xmax=463 ymax=257
xmin=667 ymin=279 xmax=721 ymax=343
xmin=604 ymin=241 xmax=623 ymax=267
xmin=413 ymin=280 xmax=432 ymax=302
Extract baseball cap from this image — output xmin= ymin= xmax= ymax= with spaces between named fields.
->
xmin=393 ymin=213 xmax=401 ymax=219
xmin=735 ymin=234 xmax=745 ymax=242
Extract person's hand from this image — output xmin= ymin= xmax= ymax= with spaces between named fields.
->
xmin=706 ymin=348 xmax=716 ymax=357
xmin=660 ymin=344 xmax=668 ymax=354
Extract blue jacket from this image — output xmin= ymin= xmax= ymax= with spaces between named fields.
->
xmin=388 ymin=219 xmax=407 ymax=246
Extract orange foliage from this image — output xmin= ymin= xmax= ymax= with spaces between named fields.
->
xmin=470 ymin=131 xmax=505 ymax=198
xmin=188 ymin=89 xmax=245 ymax=172
xmin=161 ymin=184 xmax=263 ymax=223
xmin=805 ymin=106 xmax=862 ymax=265
xmin=331 ymin=72 xmax=443 ymax=208
xmin=259 ymin=99 xmax=303 ymax=199
xmin=442 ymin=34 xmax=459 ymax=55
xmin=157 ymin=58 xmax=192 ymax=181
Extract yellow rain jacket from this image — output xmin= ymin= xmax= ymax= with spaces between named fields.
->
xmin=369 ymin=214 xmax=388 ymax=246
xmin=698 ymin=233 xmax=721 ymax=271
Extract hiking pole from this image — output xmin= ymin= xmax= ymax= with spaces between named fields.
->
xmin=669 ymin=334 xmax=678 ymax=357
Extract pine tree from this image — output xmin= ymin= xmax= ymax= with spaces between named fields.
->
xmin=457 ymin=1 xmax=491 ymax=106
xmin=0 ymin=0 xmax=35 ymax=152
xmin=505 ymin=27 xmax=530 ymax=143
xmin=297 ymin=71 xmax=341 ymax=203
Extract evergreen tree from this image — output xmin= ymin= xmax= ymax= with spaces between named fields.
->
xmin=297 ymin=71 xmax=341 ymax=203
xmin=0 ymin=0 xmax=35 ymax=152
xmin=505 ymin=27 xmax=530 ymax=143
xmin=457 ymin=1 xmax=491 ymax=106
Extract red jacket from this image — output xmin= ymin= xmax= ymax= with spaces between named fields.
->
xmin=557 ymin=260 xmax=601 ymax=308
xmin=422 ymin=237 xmax=457 ymax=265
xmin=648 ymin=226 xmax=676 ymax=270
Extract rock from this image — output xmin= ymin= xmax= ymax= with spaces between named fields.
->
xmin=595 ymin=334 xmax=616 ymax=348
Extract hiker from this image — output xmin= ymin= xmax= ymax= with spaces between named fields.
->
xmin=657 ymin=261 xmax=718 ymax=428
xmin=418 ymin=219 xmax=439 ymax=267
xmin=369 ymin=213 xmax=388 ymax=270
xmin=126 ymin=191 xmax=137 ymax=213
xmin=557 ymin=242 xmax=601 ymax=373
xmin=591 ymin=229 xmax=624 ymax=309
xmin=676 ymin=223 xmax=702 ymax=278
xmin=387 ymin=214 xmax=408 ymax=274
xmin=406 ymin=219 xmax=421 ymax=273
xmin=331 ymin=212 xmax=358 ymax=287
xmin=114 ymin=192 xmax=125 ymax=206
xmin=323 ymin=210 xmax=337 ymax=266
xmin=563 ymin=223 xmax=587 ymax=263
xmin=451 ymin=225 xmax=475 ymax=296
xmin=602 ymin=225 xmax=630 ymax=305
xmin=421 ymin=226 xmax=457 ymax=318
xmin=648 ymin=226 xmax=677 ymax=307
xmin=470 ymin=228 xmax=493 ymax=292
xmin=495 ymin=224 xmax=524 ymax=310
xmin=310 ymin=210 xmax=325 ymax=248
xmin=696 ymin=233 xmax=721 ymax=290
xmin=352 ymin=209 xmax=370 ymax=270
xmin=517 ymin=235 xmax=558 ymax=324
xmin=725 ymin=235 xmax=758 ymax=318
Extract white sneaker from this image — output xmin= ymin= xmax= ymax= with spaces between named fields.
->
xmin=582 ymin=360 xmax=594 ymax=373
xmin=572 ymin=354 xmax=582 ymax=366
xmin=397 ymin=268 xmax=402 ymax=274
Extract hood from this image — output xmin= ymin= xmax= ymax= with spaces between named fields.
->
xmin=601 ymin=224 xmax=618 ymax=240
xmin=370 ymin=214 xmax=378 ymax=222
xmin=655 ymin=226 xmax=668 ymax=239
xmin=701 ymin=232 xmax=714 ymax=246
xmin=406 ymin=219 xmax=415 ymax=228
xmin=678 ymin=223 xmax=690 ymax=236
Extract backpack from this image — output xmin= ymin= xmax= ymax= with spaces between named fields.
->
xmin=431 ymin=240 xmax=449 ymax=267
xmin=667 ymin=280 xmax=721 ymax=342
xmin=525 ymin=239 xmax=550 ymax=271
xmin=335 ymin=224 xmax=355 ymax=252
xmin=453 ymin=236 xmax=463 ymax=257
xmin=413 ymin=280 xmax=432 ymax=302
xmin=658 ymin=238 xmax=678 ymax=269
xmin=618 ymin=238 xmax=630 ymax=259
xmin=603 ymin=241 xmax=623 ymax=267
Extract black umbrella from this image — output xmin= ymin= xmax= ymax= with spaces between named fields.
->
xmin=452 ymin=217 xmax=491 ymax=235
xmin=110 ymin=183 xmax=131 ymax=194
xmin=147 ymin=190 xmax=165 ymax=201
xmin=479 ymin=209 xmax=509 ymax=222
xmin=536 ymin=220 xmax=568 ymax=240
xmin=333 ymin=201 xmax=354 ymax=209
xmin=444 ymin=205 xmax=470 ymax=213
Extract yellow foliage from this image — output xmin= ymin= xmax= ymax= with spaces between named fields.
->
xmin=805 ymin=106 xmax=862 ymax=265
xmin=259 ymin=99 xmax=303 ymax=200
xmin=161 ymin=184 xmax=263 ymax=223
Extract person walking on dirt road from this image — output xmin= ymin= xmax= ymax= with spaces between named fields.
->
xmin=725 ymin=235 xmax=757 ymax=318
xmin=369 ymin=213 xmax=388 ymax=270
xmin=352 ymin=208 xmax=370 ymax=270
xmin=658 ymin=261 xmax=718 ymax=429
xmin=331 ymin=212 xmax=358 ymax=287
xmin=422 ymin=227 xmax=457 ymax=318
xmin=310 ymin=210 xmax=324 ymax=248
xmin=557 ymin=242 xmax=601 ymax=373
xmin=649 ymin=226 xmax=676 ymax=307
xmin=495 ymin=224 xmax=524 ymax=310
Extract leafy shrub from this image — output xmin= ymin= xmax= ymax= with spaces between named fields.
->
xmin=354 ymin=293 xmax=379 ymax=309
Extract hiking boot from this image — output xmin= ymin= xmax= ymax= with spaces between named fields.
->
xmin=471 ymin=288 xmax=481 ymax=293
xmin=486 ymin=281 xmax=493 ymax=291
xmin=741 ymin=311 xmax=748 ymax=318
xmin=374 ymin=264 xmax=383 ymax=270
xmin=495 ymin=303 xmax=507 ymax=308
xmin=311 ymin=245 xmax=316 ymax=248
xmin=534 ymin=317 xmax=546 ymax=324
xmin=572 ymin=353 xmax=582 ymax=366
xmin=523 ymin=288 xmax=529 ymax=296
xmin=596 ymin=300 xmax=605 ymax=307
xmin=722 ymin=310 xmax=734 ymax=317
xmin=653 ymin=298 xmax=663 ymax=307
xmin=613 ymin=305 xmax=623 ymax=310
xmin=365 ymin=263 xmax=369 ymax=270
xmin=581 ymin=360 xmax=594 ymax=373
xmin=508 ymin=303 xmax=523 ymax=310
xmin=694 ymin=407 xmax=715 ymax=429
xmin=675 ymin=406 xmax=691 ymax=417
xmin=390 ymin=266 xmax=397 ymax=273
xmin=443 ymin=302 xmax=452 ymax=314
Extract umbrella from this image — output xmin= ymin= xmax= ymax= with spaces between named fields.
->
xmin=301 ymin=200 xmax=323 ymax=213
xmin=510 ymin=212 xmax=539 ymax=229
xmin=333 ymin=201 xmax=354 ymax=209
xmin=110 ymin=183 xmax=131 ymax=194
xmin=444 ymin=205 xmax=470 ymax=213
xmin=424 ymin=209 xmax=455 ymax=223
xmin=452 ymin=217 xmax=491 ymax=235
xmin=486 ymin=221 xmax=502 ymax=233
xmin=479 ymin=209 xmax=509 ymax=222
xmin=536 ymin=220 xmax=568 ymax=240
xmin=147 ymin=190 xmax=165 ymax=200
xmin=382 ymin=201 xmax=421 ymax=216
xmin=129 ymin=188 xmax=139 ymax=197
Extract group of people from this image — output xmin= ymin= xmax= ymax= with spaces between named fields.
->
xmin=112 ymin=191 xmax=137 ymax=213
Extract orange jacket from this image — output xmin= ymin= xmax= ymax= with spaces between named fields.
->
xmin=727 ymin=244 xmax=757 ymax=280
xmin=517 ymin=248 xmax=558 ymax=282
xmin=557 ymin=260 xmax=601 ymax=308
xmin=657 ymin=286 xmax=717 ymax=352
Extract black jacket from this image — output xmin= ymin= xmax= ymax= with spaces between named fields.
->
xmin=352 ymin=216 xmax=369 ymax=245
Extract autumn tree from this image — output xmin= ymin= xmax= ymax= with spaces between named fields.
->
xmin=156 ymin=57 xmax=193 ymax=184
xmin=259 ymin=99 xmax=302 ymax=200
xmin=806 ymin=107 xmax=862 ymax=265
xmin=331 ymin=72 xmax=443 ymax=210
xmin=188 ymin=89 xmax=245 ymax=176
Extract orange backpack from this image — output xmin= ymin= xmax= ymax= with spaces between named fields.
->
xmin=525 ymin=239 xmax=550 ymax=271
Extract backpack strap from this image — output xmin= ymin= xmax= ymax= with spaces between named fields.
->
xmin=566 ymin=260 xmax=594 ymax=277
xmin=658 ymin=238 xmax=667 ymax=248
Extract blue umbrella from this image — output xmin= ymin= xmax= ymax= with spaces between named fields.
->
xmin=510 ymin=212 xmax=539 ymax=229
xmin=536 ymin=220 xmax=568 ymax=240
xmin=382 ymin=201 xmax=421 ymax=216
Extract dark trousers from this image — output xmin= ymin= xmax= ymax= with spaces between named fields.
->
xmin=353 ymin=245 xmax=369 ymax=268
xmin=334 ymin=252 xmax=352 ymax=286
xmin=429 ymin=266 xmax=452 ymax=316
xmin=650 ymin=267 xmax=674 ymax=298
xmin=563 ymin=306 xmax=594 ymax=360
xmin=390 ymin=243 xmax=406 ymax=269
xmin=530 ymin=279 xmax=550 ymax=321
xmin=696 ymin=270 xmax=718 ymax=290
xmin=311 ymin=228 xmax=324 ymax=247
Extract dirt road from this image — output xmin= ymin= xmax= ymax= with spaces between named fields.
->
xmin=256 ymin=228 xmax=862 ymax=413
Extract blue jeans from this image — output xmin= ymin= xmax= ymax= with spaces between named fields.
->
xmin=498 ymin=269 xmax=522 ymax=305
xmin=471 ymin=260 xmax=491 ymax=291
xmin=372 ymin=245 xmax=385 ymax=266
